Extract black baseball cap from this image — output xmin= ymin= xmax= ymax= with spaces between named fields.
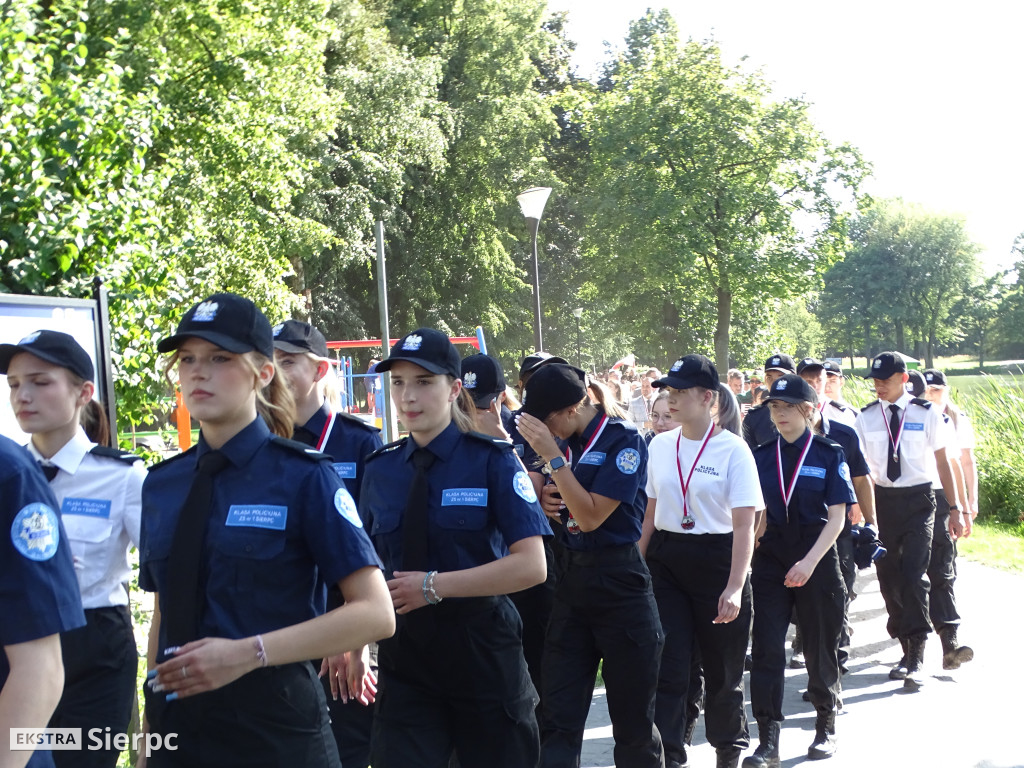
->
xmin=158 ymin=293 xmax=275 ymax=359
xmin=867 ymin=351 xmax=907 ymax=379
xmin=376 ymin=328 xmax=461 ymax=379
xmin=823 ymin=360 xmax=844 ymax=377
xmin=272 ymin=319 xmax=328 ymax=358
xmin=764 ymin=373 xmax=818 ymax=405
xmin=764 ymin=353 xmax=796 ymax=373
xmin=0 ymin=330 xmax=95 ymax=381
xmin=461 ymin=354 xmax=507 ymax=408
xmin=905 ymin=369 xmax=926 ymax=397
xmin=518 ymin=351 xmax=568 ymax=381
xmin=797 ymin=357 xmax=825 ymax=375
xmin=923 ymin=368 xmax=948 ymax=387
xmin=522 ymin=363 xmax=588 ymax=421
xmin=653 ymin=354 xmax=718 ymax=390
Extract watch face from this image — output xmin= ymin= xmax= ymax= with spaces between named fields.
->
xmin=550 ymin=456 xmax=566 ymax=470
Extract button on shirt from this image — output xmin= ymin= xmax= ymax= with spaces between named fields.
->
xmin=647 ymin=427 xmax=764 ymax=535
xmin=140 ymin=416 xmax=381 ymax=646
xmin=561 ymin=413 xmax=648 ymax=551
xmin=361 ymin=422 xmax=551 ymax=575
xmin=753 ymin=431 xmax=856 ymax=528
xmin=854 ymin=393 xmax=951 ymax=488
xmin=293 ymin=402 xmax=383 ymax=505
xmin=1 ymin=436 xmax=85 ymax=767
xmin=27 ymin=428 xmax=144 ymax=609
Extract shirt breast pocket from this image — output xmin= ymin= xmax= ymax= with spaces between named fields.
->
xmin=63 ymin=516 xmax=115 ymax=566
xmin=900 ymin=429 xmax=927 ymax=461
xmin=215 ymin=530 xmax=288 ymax=591
xmin=370 ymin=506 xmax=402 ymax=537
xmin=436 ymin=505 xmax=488 ymax=532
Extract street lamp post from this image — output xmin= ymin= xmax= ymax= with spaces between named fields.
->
xmin=572 ymin=307 xmax=583 ymax=368
xmin=517 ymin=186 xmax=552 ymax=352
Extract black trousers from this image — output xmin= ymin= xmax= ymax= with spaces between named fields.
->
xmin=928 ymin=489 xmax=960 ymax=629
xmin=510 ymin=537 xmax=556 ymax=706
xmin=147 ymin=662 xmax=340 ymax=768
xmin=750 ymin=527 xmax=845 ymax=722
xmin=646 ymin=530 xmax=752 ymax=760
xmin=836 ymin=532 xmax=856 ymax=669
xmin=371 ymin=596 xmax=539 ymax=768
xmin=874 ymin=484 xmax=935 ymax=639
xmin=50 ymin=605 xmax=138 ymax=768
xmin=540 ymin=544 xmax=664 ymax=768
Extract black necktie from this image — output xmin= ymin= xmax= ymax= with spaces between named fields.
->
xmin=292 ymin=425 xmax=317 ymax=447
xmin=780 ymin=440 xmax=803 ymax=547
xmin=887 ymin=404 xmax=902 ymax=482
xmin=402 ymin=448 xmax=436 ymax=571
xmin=164 ymin=450 xmax=230 ymax=646
xmin=38 ymin=462 xmax=59 ymax=482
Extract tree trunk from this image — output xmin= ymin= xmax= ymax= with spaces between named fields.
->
xmin=714 ymin=285 xmax=731 ymax=379
xmin=979 ymin=330 xmax=986 ymax=368
xmin=926 ymin=327 xmax=936 ymax=369
xmin=895 ymin=321 xmax=906 ymax=354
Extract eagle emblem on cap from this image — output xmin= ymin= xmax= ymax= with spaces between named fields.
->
xmin=873 ymin=358 xmax=882 ymax=368
xmin=670 ymin=359 xmax=684 ymax=372
xmin=402 ymin=334 xmax=423 ymax=351
xmin=463 ymin=372 xmax=478 ymax=389
xmin=777 ymin=380 xmax=788 ymax=390
xmin=771 ymin=357 xmax=780 ymax=365
xmin=18 ymin=331 xmax=41 ymax=345
xmin=272 ymin=323 xmax=284 ymax=336
xmin=194 ymin=301 xmax=219 ymax=322
xmin=925 ymin=373 xmax=934 ymax=382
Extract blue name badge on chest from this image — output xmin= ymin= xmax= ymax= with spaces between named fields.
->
xmin=904 ymin=422 xmax=925 ymax=431
xmin=441 ymin=488 xmax=489 ymax=507
xmin=226 ymin=505 xmax=288 ymax=530
xmin=332 ymin=462 xmax=357 ymax=479
xmin=799 ymin=466 xmax=827 ymax=479
xmin=578 ymin=452 xmax=606 ymax=466
xmin=61 ymin=497 xmax=112 ymax=518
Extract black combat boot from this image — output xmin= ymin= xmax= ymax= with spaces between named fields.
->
xmin=888 ymin=636 xmax=909 ymax=680
xmin=717 ymin=746 xmax=741 ymax=768
xmin=741 ymin=720 xmax=781 ymax=768
xmin=807 ymin=710 xmax=836 ymax=760
xmin=903 ymin=634 xmax=927 ymax=691
xmin=938 ymin=625 xmax=974 ymax=670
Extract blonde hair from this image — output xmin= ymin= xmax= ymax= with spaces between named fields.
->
xmin=586 ymin=378 xmax=628 ymax=421
xmin=451 ymin=378 xmax=476 ymax=433
xmin=768 ymin=400 xmax=815 ymax=435
xmin=163 ymin=350 xmax=296 ymax=438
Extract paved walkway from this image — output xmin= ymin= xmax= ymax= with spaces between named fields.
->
xmin=581 ymin=560 xmax=1024 ymax=768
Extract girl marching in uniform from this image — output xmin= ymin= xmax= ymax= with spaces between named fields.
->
xmin=359 ymin=329 xmax=550 ymax=768
xmin=140 ymin=293 xmax=394 ymax=768
xmin=517 ymin=363 xmax=664 ymax=768
xmin=640 ymin=355 xmax=761 ymax=768
xmin=1 ymin=331 xmax=145 ymax=768
xmin=745 ymin=374 xmax=853 ymax=766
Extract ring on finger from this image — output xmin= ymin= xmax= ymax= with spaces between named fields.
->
xmin=181 ymin=666 xmax=188 ymax=680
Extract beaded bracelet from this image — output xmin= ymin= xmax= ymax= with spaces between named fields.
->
xmin=424 ymin=570 xmax=443 ymax=605
xmin=254 ymin=634 xmax=269 ymax=667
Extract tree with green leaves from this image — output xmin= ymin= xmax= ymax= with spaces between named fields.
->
xmin=582 ymin=10 xmax=867 ymax=373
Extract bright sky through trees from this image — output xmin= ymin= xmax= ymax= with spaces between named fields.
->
xmin=548 ymin=0 xmax=1024 ymax=272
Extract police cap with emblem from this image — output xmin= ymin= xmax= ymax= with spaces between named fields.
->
xmin=905 ymin=369 xmax=926 ymax=397
xmin=763 ymin=353 xmax=797 ymax=374
xmin=522 ymin=363 xmax=588 ymax=421
xmin=922 ymin=368 xmax=948 ymax=387
xmin=272 ymin=319 xmax=329 ymax=358
xmin=764 ymin=373 xmax=818 ymax=405
xmin=823 ymin=360 xmax=844 ymax=377
xmin=158 ymin=292 xmax=275 ymax=359
xmin=652 ymin=354 xmax=718 ymax=390
xmin=518 ymin=351 xmax=568 ymax=382
xmin=796 ymin=357 xmax=825 ymax=375
xmin=376 ymin=328 xmax=461 ymax=379
xmin=460 ymin=353 xmax=507 ymax=408
xmin=0 ymin=330 xmax=95 ymax=381
xmin=866 ymin=351 xmax=907 ymax=379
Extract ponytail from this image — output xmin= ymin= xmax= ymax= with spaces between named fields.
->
xmin=80 ymin=398 xmax=111 ymax=447
xmin=714 ymin=383 xmax=742 ymax=436
xmin=587 ymin=378 xmax=628 ymax=421
xmin=450 ymin=380 xmax=476 ymax=433
xmin=249 ymin=354 xmax=296 ymax=439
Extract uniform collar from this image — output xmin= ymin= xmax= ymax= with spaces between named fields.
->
xmin=780 ymin=427 xmax=812 ymax=451
xmin=882 ymin=392 xmax=912 ymax=411
xmin=197 ymin=416 xmax=270 ymax=469
xmin=26 ymin=427 xmax=92 ymax=474
xmin=301 ymin=400 xmax=332 ymax=435
xmin=402 ymin=420 xmax=460 ymax=464
xmin=570 ymin=409 xmax=607 ymax=452
xmin=819 ymin=410 xmax=832 ymax=435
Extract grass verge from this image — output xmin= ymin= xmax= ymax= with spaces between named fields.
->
xmin=957 ymin=521 xmax=1024 ymax=573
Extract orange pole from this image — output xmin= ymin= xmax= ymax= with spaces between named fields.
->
xmin=175 ymin=389 xmax=192 ymax=451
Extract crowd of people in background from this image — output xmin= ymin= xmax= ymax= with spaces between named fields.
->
xmin=3 ymin=309 xmax=980 ymax=768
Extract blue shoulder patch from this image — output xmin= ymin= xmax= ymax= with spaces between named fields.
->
xmin=615 ymin=448 xmax=641 ymax=475
xmin=12 ymin=503 xmax=60 ymax=561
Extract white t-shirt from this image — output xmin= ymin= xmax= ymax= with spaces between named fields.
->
xmin=646 ymin=426 xmax=764 ymax=534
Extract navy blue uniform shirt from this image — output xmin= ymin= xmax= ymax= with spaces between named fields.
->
xmin=819 ymin=414 xmax=870 ymax=537
xmin=742 ymin=404 xmax=778 ymax=451
xmin=509 ymin=406 xmax=567 ymax=473
xmin=140 ymin=416 xmax=381 ymax=651
xmin=293 ymin=402 xmax=383 ymax=505
xmin=1 ymin=436 xmax=85 ymax=768
xmin=562 ymin=412 xmax=648 ymax=551
xmin=753 ymin=430 xmax=856 ymax=528
xmin=360 ymin=422 xmax=550 ymax=575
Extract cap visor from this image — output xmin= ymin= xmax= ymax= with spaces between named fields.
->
xmin=157 ymin=331 xmax=255 ymax=355
xmin=376 ymin=355 xmax=450 ymax=376
xmin=652 ymin=375 xmax=699 ymax=390
xmin=273 ymin=340 xmax=313 ymax=355
xmin=0 ymin=345 xmax=85 ymax=377
xmin=470 ymin=391 xmax=501 ymax=409
xmin=521 ymin=355 xmax=568 ymax=375
xmin=764 ymin=394 xmax=808 ymax=404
